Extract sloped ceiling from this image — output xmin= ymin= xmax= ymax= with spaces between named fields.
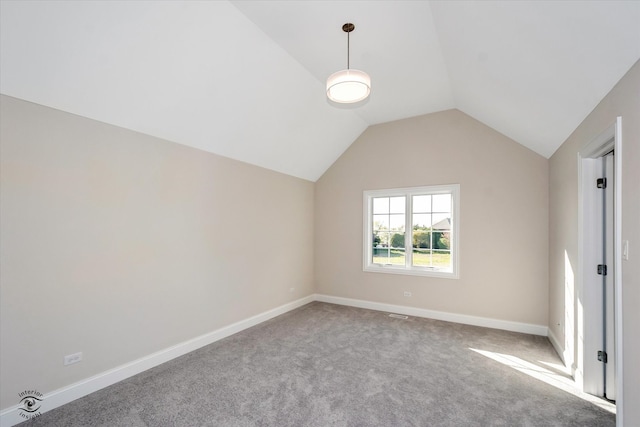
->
xmin=1 ymin=1 xmax=639 ymax=181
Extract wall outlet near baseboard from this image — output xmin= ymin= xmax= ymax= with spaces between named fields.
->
xmin=64 ymin=352 xmax=83 ymax=366
xmin=289 ymin=287 xmax=295 ymax=293
xmin=403 ymin=291 xmax=412 ymax=297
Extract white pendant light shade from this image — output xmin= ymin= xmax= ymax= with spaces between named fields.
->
xmin=327 ymin=23 xmax=370 ymax=105
xmin=326 ymin=69 xmax=371 ymax=103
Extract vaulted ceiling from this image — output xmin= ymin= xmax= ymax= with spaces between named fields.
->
xmin=1 ymin=1 xmax=639 ymax=181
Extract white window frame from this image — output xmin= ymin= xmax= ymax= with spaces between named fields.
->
xmin=363 ymin=184 xmax=460 ymax=279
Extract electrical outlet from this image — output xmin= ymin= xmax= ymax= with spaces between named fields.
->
xmin=64 ymin=352 xmax=82 ymax=366
xmin=404 ymin=291 xmax=412 ymax=297
xmin=289 ymin=287 xmax=295 ymax=293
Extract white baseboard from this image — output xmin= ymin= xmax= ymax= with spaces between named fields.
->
xmin=314 ymin=294 xmax=549 ymax=336
xmin=547 ymin=328 xmax=577 ymax=379
xmin=1 ymin=293 xmax=549 ymax=427
xmin=0 ymin=295 xmax=314 ymax=427
xmin=547 ymin=328 xmax=565 ymax=364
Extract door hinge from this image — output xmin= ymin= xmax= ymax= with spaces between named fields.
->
xmin=598 ymin=350 xmax=608 ymax=363
xmin=597 ymin=264 xmax=607 ymax=275
xmin=597 ymin=178 xmax=607 ymax=189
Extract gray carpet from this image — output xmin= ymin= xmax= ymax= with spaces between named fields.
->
xmin=22 ymin=302 xmax=614 ymax=426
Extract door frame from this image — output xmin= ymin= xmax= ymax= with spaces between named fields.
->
xmin=577 ymin=117 xmax=623 ymax=423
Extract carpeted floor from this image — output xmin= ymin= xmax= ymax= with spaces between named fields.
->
xmin=22 ymin=302 xmax=615 ymax=426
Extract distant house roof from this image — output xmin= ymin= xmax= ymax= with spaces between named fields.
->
xmin=432 ymin=218 xmax=451 ymax=231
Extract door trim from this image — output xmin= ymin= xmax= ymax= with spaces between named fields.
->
xmin=577 ymin=117 xmax=623 ymax=424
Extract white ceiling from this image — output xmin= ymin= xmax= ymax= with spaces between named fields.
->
xmin=1 ymin=1 xmax=639 ymax=181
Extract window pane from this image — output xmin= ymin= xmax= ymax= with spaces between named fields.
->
xmin=413 ymin=213 xmax=431 ymax=229
xmin=388 ymin=249 xmax=405 ymax=265
xmin=432 ymin=194 xmax=451 ymax=213
xmin=389 ymin=196 xmax=405 ymax=214
xmin=373 ymin=197 xmax=389 ymax=214
xmin=389 ymin=213 xmax=405 ymax=231
xmin=390 ymin=232 xmax=405 ymax=248
xmin=372 ymin=245 xmax=389 ymax=264
xmin=372 ymin=231 xmax=385 ymax=248
xmin=431 ymin=249 xmax=451 ymax=268
xmin=432 ymin=214 xmax=450 ymax=230
xmin=412 ymin=248 xmax=431 ymax=266
xmin=413 ymin=195 xmax=431 ymax=213
xmin=412 ymin=230 xmax=431 ymax=249
xmin=373 ymin=247 xmax=405 ymax=265
xmin=378 ymin=231 xmax=390 ymax=247
xmin=413 ymin=249 xmax=451 ymax=269
xmin=373 ymin=214 xmax=389 ymax=231
xmin=432 ymin=231 xmax=450 ymax=251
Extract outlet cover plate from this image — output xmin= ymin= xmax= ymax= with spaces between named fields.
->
xmin=64 ymin=352 xmax=83 ymax=366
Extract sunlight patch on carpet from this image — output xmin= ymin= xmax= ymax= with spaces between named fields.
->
xmin=469 ymin=348 xmax=616 ymax=414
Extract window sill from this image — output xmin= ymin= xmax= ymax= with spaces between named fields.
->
xmin=363 ymin=264 xmax=458 ymax=279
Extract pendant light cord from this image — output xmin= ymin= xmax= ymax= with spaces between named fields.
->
xmin=347 ymin=29 xmax=350 ymax=70
xmin=342 ymin=23 xmax=355 ymax=70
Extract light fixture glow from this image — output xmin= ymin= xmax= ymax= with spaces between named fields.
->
xmin=327 ymin=23 xmax=370 ymax=104
xmin=327 ymin=69 xmax=371 ymax=103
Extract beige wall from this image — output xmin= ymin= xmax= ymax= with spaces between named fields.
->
xmin=315 ymin=109 xmax=549 ymax=326
xmin=549 ymin=60 xmax=640 ymax=424
xmin=0 ymin=95 xmax=315 ymax=410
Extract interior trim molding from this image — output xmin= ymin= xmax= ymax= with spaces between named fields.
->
xmin=0 ymin=293 xmax=549 ymax=427
xmin=315 ymin=294 xmax=549 ymax=336
xmin=547 ymin=328 xmax=570 ymax=370
xmin=0 ymin=295 xmax=314 ymax=427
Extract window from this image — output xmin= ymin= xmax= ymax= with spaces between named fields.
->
xmin=363 ymin=184 xmax=459 ymax=278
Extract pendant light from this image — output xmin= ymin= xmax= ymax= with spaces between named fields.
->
xmin=326 ymin=23 xmax=371 ymax=104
